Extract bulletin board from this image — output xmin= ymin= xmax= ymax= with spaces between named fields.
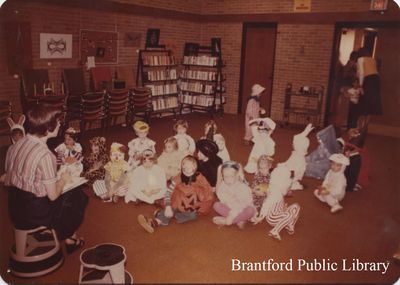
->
xmin=80 ymin=30 xmax=118 ymax=64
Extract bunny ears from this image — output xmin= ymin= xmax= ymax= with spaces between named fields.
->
xmin=7 ymin=115 xmax=25 ymax=132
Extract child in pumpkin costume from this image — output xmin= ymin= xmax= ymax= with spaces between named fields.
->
xmin=137 ymin=155 xmax=214 ymax=233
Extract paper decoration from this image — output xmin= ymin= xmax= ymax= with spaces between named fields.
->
xmin=40 ymin=33 xmax=72 ymax=59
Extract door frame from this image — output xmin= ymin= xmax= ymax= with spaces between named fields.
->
xmin=238 ymin=22 xmax=278 ymax=114
xmin=324 ymin=21 xmax=400 ymax=126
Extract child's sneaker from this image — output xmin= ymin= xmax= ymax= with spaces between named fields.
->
xmin=212 ymin=216 xmax=227 ymax=226
xmin=354 ymin=184 xmax=362 ymax=191
xmin=330 ymin=204 xmax=343 ymax=213
xmin=137 ymin=215 xmax=157 ymax=233
xmin=268 ymin=230 xmax=281 ymax=241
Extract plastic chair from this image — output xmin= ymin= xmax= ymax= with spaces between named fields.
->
xmin=129 ymin=87 xmax=152 ymax=124
xmin=9 ymin=226 xmax=64 ymax=278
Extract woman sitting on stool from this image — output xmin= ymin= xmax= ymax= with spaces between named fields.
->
xmin=5 ymin=104 xmax=88 ymax=254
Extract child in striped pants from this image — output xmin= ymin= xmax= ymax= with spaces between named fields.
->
xmin=253 ymin=164 xmax=300 ymax=241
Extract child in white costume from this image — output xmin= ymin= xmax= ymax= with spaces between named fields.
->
xmin=213 ymin=161 xmax=256 ymax=229
xmin=93 ymin=142 xmax=130 ymax=202
xmin=244 ymin=84 xmax=267 ymax=144
xmin=55 ymin=127 xmax=83 ymax=179
xmin=125 ymin=149 xmax=167 ymax=204
xmin=254 ymin=164 xmax=300 ymax=241
xmin=282 ymin=123 xmax=314 ymax=190
xmin=244 ymin=118 xmax=276 ymax=174
xmin=314 ymin=153 xmax=350 ymax=213
xmin=202 ymin=120 xmax=230 ymax=162
xmin=157 ymin=137 xmax=185 ymax=180
xmin=173 ymin=120 xmax=196 ymax=155
xmin=128 ymin=121 xmax=156 ymax=169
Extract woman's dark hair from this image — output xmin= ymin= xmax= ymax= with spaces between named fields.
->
xmin=26 ymin=104 xmax=62 ymax=136
xmin=349 ymin=51 xmax=359 ymax=61
xmin=357 ymin=47 xmax=371 ymax=58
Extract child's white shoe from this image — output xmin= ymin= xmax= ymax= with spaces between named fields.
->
xmin=268 ymin=230 xmax=281 ymax=241
xmin=212 ymin=216 xmax=227 ymax=226
xmin=330 ymin=204 xmax=343 ymax=213
xmin=291 ymin=181 xmax=303 ymax=191
xmin=237 ymin=221 xmax=246 ymax=230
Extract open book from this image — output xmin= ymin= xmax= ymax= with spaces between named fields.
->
xmin=62 ymin=177 xmax=88 ymax=194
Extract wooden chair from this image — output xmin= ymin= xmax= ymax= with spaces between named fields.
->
xmin=116 ymin=66 xmax=135 ymax=89
xmin=129 ymin=87 xmax=152 ymax=124
xmin=106 ymin=89 xmax=129 ymax=129
xmin=0 ymin=101 xmax=12 ymax=139
xmin=91 ymin=66 xmax=113 ymax=92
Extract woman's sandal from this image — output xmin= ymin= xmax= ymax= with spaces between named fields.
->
xmin=65 ymin=237 xmax=85 ymax=254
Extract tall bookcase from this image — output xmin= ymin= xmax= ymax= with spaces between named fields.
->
xmin=179 ymin=45 xmax=226 ymax=115
xmin=136 ymin=47 xmax=180 ymax=117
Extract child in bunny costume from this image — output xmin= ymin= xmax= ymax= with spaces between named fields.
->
xmin=253 ymin=164 xmax=300 ymax=241
xmin=7 ymin=115 xmax=25 ymax=144
xmin=282 ymin=124 xmax=314 ymax=191
xmin=244 ymin=118 xmax=276 ymax=174
xmin=314 ymin=153 xmax=350 ymax=213
xmin=1 ymin=115 xmax=26 ymax=182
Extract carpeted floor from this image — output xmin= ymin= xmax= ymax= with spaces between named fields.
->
xmin=0 ymin=113 xmax=399 ymax=284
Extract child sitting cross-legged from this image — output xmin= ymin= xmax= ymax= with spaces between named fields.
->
xmin=55 ymin=127 xmax=83 ymax=179
xmin=157 ymin=137 xmax=185 ymax=181
xmin=128 ymin=121 xmax=156 ymax=169
xmin=137 ymin=155 xmax=214 ymax=233
xmin=212 ymin=161 xmax=256 ymax=229
xmin=124 ymin=149 xmax=167 ymax=204
xmin=314 ymin=153 xmax=350 ymax=213
xmin=82 ymin=136 xmax=109 ymax=185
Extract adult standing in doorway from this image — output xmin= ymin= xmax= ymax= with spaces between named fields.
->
xmin=5 ymin=104 xmax=88 ymax=254
xmin=356 ymin=47 xmax=382 ymax=125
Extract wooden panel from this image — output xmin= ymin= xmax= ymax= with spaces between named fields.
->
xmin=240 ymin=24 xmax=277 ymax=115
xmin=3 ymin=22 xmax=32 ymax=75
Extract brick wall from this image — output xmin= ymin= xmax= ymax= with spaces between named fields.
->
xmin=0 ymin=0 xmax=398 ymax=142
xmin=201 ymin=0 xmax=372 ymax=14
xmin=0 ymin=1 xmax=199 ymax=117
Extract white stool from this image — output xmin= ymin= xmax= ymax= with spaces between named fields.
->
xmin=9 ymin=226 xmax=64 ymax=277
xmin=79 ymin=243 xmax=132 ymax=284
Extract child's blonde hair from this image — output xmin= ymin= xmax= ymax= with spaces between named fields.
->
xmin=181 ymin=155 xmax=198 ymax=170
xmin=257 ymin=155 xmax=273 ymax=171
xmin=164 ymin=137 xmax=179 ymax=151
xmin=173 ymin=120 xmax=188 ymax=133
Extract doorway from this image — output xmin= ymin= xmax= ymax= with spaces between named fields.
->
xmin=238 ymin=23 xmax=277 ymax=115
xmin=325 ymin=22 xmax=400 ymax=130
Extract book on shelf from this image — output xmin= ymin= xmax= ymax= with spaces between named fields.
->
xmin=146 ymin=83 xmax=178 ymax=96
xmin=179 ymin=81 xmax=215 ymax=94
xmin=183 ymin=55 xmax=219 ymax=66
xmin=180 ymin=70 xmax=217 ymax=81
xmin=145 ymin=69 xmax=177 ymax=81
xmin=142 ymin=55 xmax=176 ymax=66
xmin=179 ymin=93 xmax=215 ymax=107
xmin=152 ymin=96 xmax=179 ymax=111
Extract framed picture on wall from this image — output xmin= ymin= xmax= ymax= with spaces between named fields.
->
xmin=40 ymin=33 xmax=72 ymax=59
xmin=145 ymin=29 xmax=160 ymax=48
xmin=80 ymin=30 xmax=118 ymax=64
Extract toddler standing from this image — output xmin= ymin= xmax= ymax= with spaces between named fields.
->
xmin=244 ymin=84 xmax=266 ymax=145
